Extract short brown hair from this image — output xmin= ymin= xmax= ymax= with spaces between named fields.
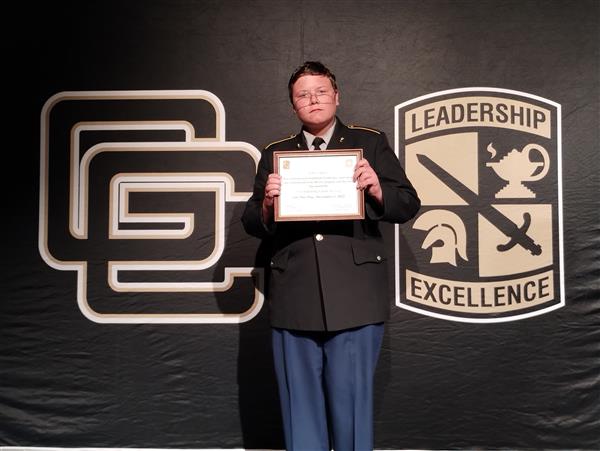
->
xmin=288 ymin=61 xmax=338 ymax=103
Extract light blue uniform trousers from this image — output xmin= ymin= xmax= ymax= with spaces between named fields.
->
xmin=272 ymin=323 xmax=384 ymax=451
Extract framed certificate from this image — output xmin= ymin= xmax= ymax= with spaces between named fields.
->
xmin=273 ymin=149 xmax=364 ymax=222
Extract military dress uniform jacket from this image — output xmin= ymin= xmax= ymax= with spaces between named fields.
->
xmin=242 ymin=118 xmax=420 ymax=331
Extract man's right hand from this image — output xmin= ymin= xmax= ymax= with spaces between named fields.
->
xmin=262 ymin=173 xmax=281 ymax=223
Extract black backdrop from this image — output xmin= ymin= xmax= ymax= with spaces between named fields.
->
xmin=3 ymin=0 xmax=599 ymax=449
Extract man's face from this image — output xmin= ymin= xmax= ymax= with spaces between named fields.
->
xmin=291 ymin=74 xmax=339 ymax=132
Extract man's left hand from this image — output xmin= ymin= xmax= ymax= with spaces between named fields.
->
xmin=354 ymin=159 xmax=383 ymax=206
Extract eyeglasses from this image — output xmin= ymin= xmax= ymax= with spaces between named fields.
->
xmin=293 ymin=88 xmax=335 ymax=107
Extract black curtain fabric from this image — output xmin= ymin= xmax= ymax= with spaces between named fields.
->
xmin=2 ymin=0 xmax=598 ymax=449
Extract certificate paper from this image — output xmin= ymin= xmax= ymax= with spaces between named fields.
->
xmin=274 ymin=149 xmax=364 ymax=221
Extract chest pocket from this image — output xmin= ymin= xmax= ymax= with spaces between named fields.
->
xmin=269 ymin=248 xmax=290 ymax=271
xmin=351 ymin=240 xmax=386 ymax=265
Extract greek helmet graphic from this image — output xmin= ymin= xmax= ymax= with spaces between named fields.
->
xmin=413 ymin=210 xmax=468 ymax=267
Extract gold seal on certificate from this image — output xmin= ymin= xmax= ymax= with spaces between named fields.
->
xmin=273 ymin=149 xmax=365 ymax=222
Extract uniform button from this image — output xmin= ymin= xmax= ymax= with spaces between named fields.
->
xmin=315 ymin=234 xmax=324 ymax=241
xmin=270 ymin=261 xmax=274 ymax=267
xmin=376 ymin=255 xmax=382 ymax=261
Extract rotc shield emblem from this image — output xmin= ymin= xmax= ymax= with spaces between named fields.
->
xmin=394 ymin=88 xmax=564 ymax=322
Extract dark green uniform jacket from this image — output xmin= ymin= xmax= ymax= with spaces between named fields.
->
xmin=242 ymin=118 xmax=420 ymax=331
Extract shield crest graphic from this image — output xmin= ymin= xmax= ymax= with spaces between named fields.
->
xmin=395 ymin=88 xmax=564 ymax=323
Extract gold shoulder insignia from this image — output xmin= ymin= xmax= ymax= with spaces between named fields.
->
xmin=265 ymin=134 xmax=298 ymax=149
xmin=348 ymin=125 xmax=381 ymax=134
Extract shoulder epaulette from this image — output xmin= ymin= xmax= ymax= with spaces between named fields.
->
xmin=348 ymin=124 xmax=381 ymax=134
xmin=265 ymin=134 xmax=298 ymax=149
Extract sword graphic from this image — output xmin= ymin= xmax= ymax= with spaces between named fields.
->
xmin=416 ymin=154 xmax=542 ymax=256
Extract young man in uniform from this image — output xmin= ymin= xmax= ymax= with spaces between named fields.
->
xmin=242 ymin=61 xmax=420 ymax=450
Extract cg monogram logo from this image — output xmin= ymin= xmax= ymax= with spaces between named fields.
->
xmin=39 ymin=90 xmax=263 ymax=324
xmin=394 ymin=88 xmax=564 ymax=323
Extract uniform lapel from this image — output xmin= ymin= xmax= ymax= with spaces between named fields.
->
xmin=293 ymin=131 xmax=308 ymax=150
xmin=296 ymin=118 xmax=352 ymax=150
xmin=328 ymin=118 xmax=350 ymax=150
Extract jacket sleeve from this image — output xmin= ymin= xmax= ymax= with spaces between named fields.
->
xmin=370 ymin=131 xmax=421 ymax=224
xmin=241 ymin=148 xmax=277 ymax=239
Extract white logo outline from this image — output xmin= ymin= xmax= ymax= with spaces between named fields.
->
xmin=394 ymin=87 xmax=564 ymax=323
xmin=39 ymin=90 xmax=264 ymax=324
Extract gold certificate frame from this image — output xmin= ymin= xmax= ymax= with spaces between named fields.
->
xmin=273 ymin=149 xmax=364 ymax=222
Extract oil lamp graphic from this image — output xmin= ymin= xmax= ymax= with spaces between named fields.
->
xmin=486 ymin=143 xmax=550 ymax=198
